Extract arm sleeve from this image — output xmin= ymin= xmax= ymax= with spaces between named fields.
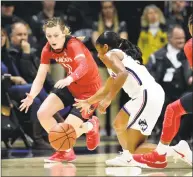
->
xmin=184 ymin=41 xmax=193 ymax=68
xmin=40 ymin=46 xmax=50 ymax=64
xmin=67 ymin=40 xmax=89 ymax=81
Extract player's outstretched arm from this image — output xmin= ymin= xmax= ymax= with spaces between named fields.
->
xmin=19 ymin=64 xmax=49 ymax=113
xmin=74 ymin=76 xmax=114 ymax=113
xmin=94 ymin=53 xmax=128 ymax=114
xmin=86 ymin=76 xmax=115 ymax=105
xmin=29 ymin=64 xmax=50 ymax=98
xmin=74 ymin=52 xmax=128 ymax=113
xmin=104 ymin=52 xmax=128 ymax=100
xmin=87 ymin=52 xmax=128 ymax=104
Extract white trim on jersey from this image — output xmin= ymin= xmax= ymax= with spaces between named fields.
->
xmin=61 ymin=63 xmax=72 ymax=74
xmin=74 ymin=54 xmax=85 ymax=60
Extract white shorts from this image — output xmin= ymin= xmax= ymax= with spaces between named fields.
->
xmin=123 ymin=84 xmax=165 ymax=136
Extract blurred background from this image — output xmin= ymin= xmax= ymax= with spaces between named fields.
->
xmin=1 ymin=1 xmax=193 ymax=151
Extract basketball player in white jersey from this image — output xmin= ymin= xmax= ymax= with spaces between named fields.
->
xmin=74 ymin=31 xmax=165 ymax=167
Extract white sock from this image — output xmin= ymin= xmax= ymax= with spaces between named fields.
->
xmin=65 ymin=149 xmax=71 ymax=152
xmin=122 ymin=149 xmax=132 ymax=158
xmin=87 ymin=122 xmax=93 ymax=132
xmin=122 ymin=149 xmax=130 ymax=153
xmin=156 ymin=142 xmax=169 ymax=155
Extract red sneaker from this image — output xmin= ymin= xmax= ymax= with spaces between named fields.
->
xmin=133 ymin=151 xmax=167 ymax=169
xmin=86 ymin=116 xmax=100 ymax=151
xmin=44 ymin=149 xmax=76 ymax=163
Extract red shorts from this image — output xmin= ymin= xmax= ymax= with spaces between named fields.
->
xmin=67 ymin=81 xmax=101 ymax=99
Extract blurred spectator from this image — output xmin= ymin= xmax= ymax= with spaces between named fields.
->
xmin=165 ymin=1 xmax=190 ymax=39
xmin=30 ymin=0 xmax=67 ymax=82
xmin=1 ymin=1 xmax=37 ymax=47
xmin=30 ymin=0 xmax=67 ymax=54
xmin=1 ymin=1 xmax=24 ymax=33
xmin=167 ymin=1 xmax=187 ymax=25
xmin=66 ymin=2 xmax=94 ymax=33
xmin=92 ymin=1 xmax=128 ymax=44
xmin=147 ymin=25 xmax=192 ymax=142
xmin=1 ymin=27 xmax=51 ymax=149
xmin=138 ymin=4 xmax=168 ymax=65
xmin=147 ymin=25 xmax=192 ymax=103
xmin=92 ymin=1 xmax=128 ymax=136
xmin=8 ymin=22 xmax=54 ymax=92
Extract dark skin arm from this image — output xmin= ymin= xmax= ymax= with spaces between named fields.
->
xmin=97 ymin=52 xmax=128 ymax=113
xmin=74 ymin=52 xmax=128 ymax=114
xmin=86 ymin=77 xmax=114 ymax=105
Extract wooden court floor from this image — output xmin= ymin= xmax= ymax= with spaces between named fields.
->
xmin=1 ymin=140 xmax=192 ymax=176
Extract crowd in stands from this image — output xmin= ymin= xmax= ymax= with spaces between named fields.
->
xmin=1 ymin=1 xmax=192 ymax=149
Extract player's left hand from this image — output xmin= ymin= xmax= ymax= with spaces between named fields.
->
xmin=54 ymin=76 xmax=73 ymax=89
xmin=73 ymin=99 xmax=91 ymax=113
xmin=98 ymin=97 xmax=112 ymax=114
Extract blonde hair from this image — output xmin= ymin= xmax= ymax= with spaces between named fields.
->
xmin=43 ymin=17 xmax=71 ymax=35
xmin=43 ymin=17 xmax=87 ymax=41
xmin=1 ymin=27 xmax=10 ymax=49
xmin=98 ymin=2 xmax=119 ymax=34
xmin=141 ymin=4 xmax=166 ymax=27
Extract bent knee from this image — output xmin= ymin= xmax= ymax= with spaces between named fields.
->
xmin=37 ymin=106 xmax=52 ymax=120
xmin=37 ymin=108 xmax=45 ymax=119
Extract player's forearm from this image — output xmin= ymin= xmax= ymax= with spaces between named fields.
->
xmin=87 ymin=87 xmax=108 ymax=105
xmin=29 ymin=77 xmax=44 ymax=99
xmin=87 ymin=76 xmax=115 ymax=104
xmin=106 ymin=71 xmax=128 ymax=100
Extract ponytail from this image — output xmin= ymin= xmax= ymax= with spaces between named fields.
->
xmin=118 ymin=39 xmax=143 ymax=65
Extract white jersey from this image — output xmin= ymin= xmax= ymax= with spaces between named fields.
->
xmin=106 ymin=49 xmax=157 ymax=99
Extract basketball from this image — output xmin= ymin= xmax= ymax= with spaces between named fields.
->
xmin=48 ymin=123 xmax=77 ymax=151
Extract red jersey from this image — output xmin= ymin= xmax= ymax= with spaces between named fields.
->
xmin=184 ymin=38 xmax=193 ymax=68
xmin=41 ymin=37 xmax=101 ymax=99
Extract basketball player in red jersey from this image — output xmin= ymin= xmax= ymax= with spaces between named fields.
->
xmin=133 ymin=14 xmax=193 ymax=168
xmin=19 ymin=17 xmax=101 ymax=162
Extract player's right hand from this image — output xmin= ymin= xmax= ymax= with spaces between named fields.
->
xmin=73 ymin=99 xmax=91 ymax=113
xmin=54 ymin=76 xmax=73 ymax=89
xmin=98 ymin=99 xmax=111 ymax=114
xmin=19 ymin=93 xmax=34 ymax=113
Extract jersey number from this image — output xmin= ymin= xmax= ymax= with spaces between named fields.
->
xmin=61 ymin=63 xmax=72 ymax=74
